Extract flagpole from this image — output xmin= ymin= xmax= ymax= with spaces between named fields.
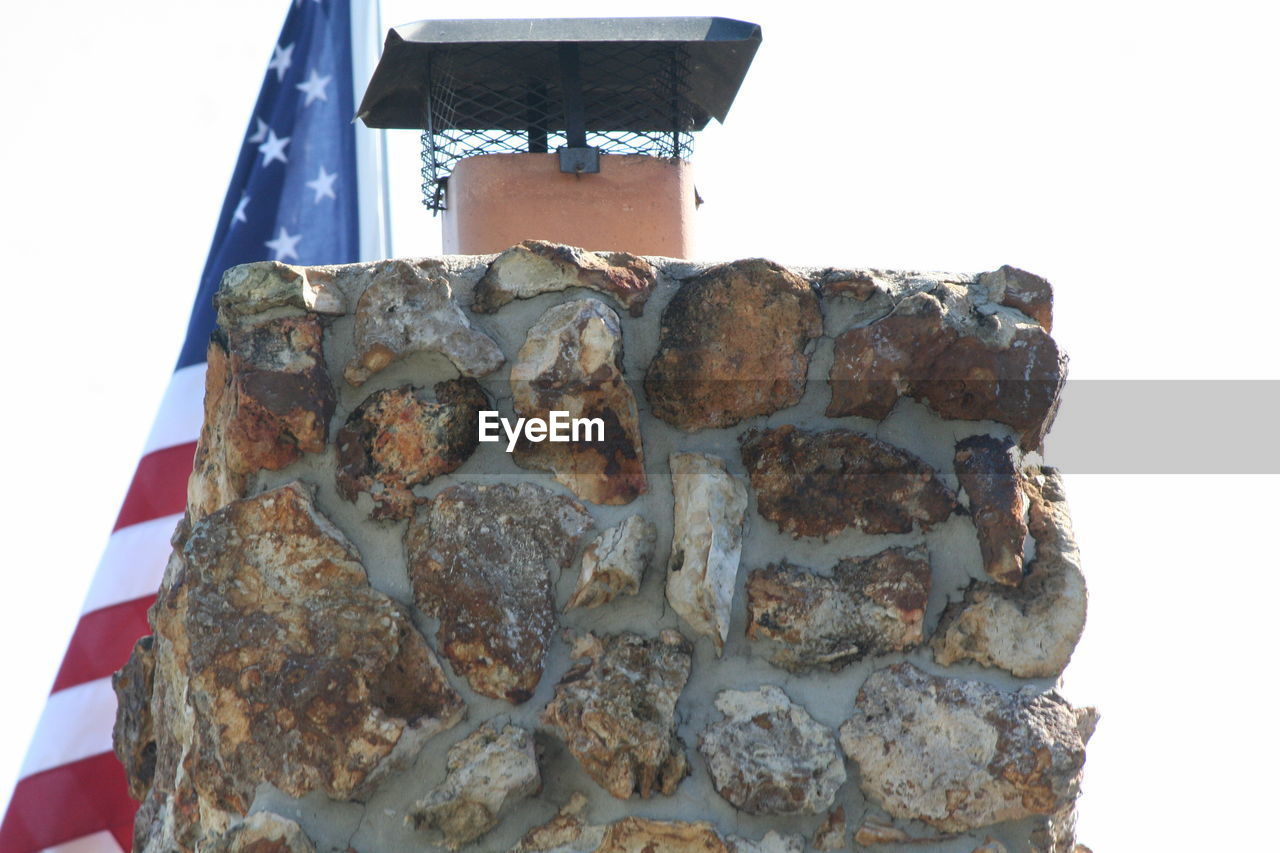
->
xmin=351 ymin=0 xmax=393 ymax=260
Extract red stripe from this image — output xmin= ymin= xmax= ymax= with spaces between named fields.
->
xmin=51 ymin=597 xmax=156 ymax=694
xmin=113 ymin=442 xmax=196 ymax=532
xmin=0 ymin=752 xmax=135 ymax=852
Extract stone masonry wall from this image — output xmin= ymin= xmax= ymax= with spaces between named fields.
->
xmin=114 ymin=242 xmax=1093 ymax=853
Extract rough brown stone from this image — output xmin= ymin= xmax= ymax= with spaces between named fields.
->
xmin=511 ymin=299 xmax=647 ymax=505
xmin=335 ymin=380 xmax=487 ymax=520
xmin=406 ymin=482 xmax=593 ymax=703
xmin=839 ymin=662 xmax=1094 ymax=834
xmin=188 ymin=315 xmax=335 ymax=521
xmin=818 ymin=268 xmax=883 ymax=301
xmin=594 ymin=818 xmax=729 ymax=853
xmin=474 ymin=240 xmax=657 ymax=316
xmin=541 ymin=631 xmax=693 ymax=800
xmin=933 ymin=467 xmax=1087 ymax=678
xmin=698 ymin=685 xmax=845 ymax=816
xmin=645 ymin=259 xmax=823 ymax=430
xmin=746 ymin=546 xmax=930 ymax=672
xmin=954 ymin=435 xmax=1026 ymax=586
xmin=137 ymin=482 xmax=464 ymax=841
xmin=812 ymin=806 xmax=847 ymax=851
xmin=206 ymin=812 xmax=317 ymax=853
xmin=979 ymin=264 xmax=1053 ymax=331
xmin=826 ymin=284 xmax=1066 ymax=450
xmin=666 ymin=452 xmax=748 ymax=653
xmin=344 ymin=259 xmax=504 ymax=386
xmin=740 ymin=426 xmax=957 ymax=538
xmin=409 ymin=723 xmax=541 ymax=850
xmin=112 ymin=635 xmax=156 ymax=801
xmin=566 ymin=515 xmax=657 ymax=610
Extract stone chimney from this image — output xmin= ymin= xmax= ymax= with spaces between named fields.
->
xmin=112 ymin=18 xmax=1094 ymax=853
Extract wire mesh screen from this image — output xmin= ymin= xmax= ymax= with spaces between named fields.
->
xmin=420 ymin=43 xmax=698 ymax=211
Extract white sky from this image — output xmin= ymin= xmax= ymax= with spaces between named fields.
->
xmin=1 ymin=1 xmax=1278 ymax=850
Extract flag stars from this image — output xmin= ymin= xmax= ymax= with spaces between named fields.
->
xmin=265 ymin=227 xmax=302 ymax=262
xmin=305 ymin=166 xmax=338 ymax=203
xmin=296 ymin=69 xmax=332 ymax=107
xmin=257 ymin=130 xmax=290 ymax=166
xmin=232 ymin=194 xmax=250 ymax=225
xmin=268 ymin=42 xmax=294 ymax=82
xmin=247 ymin=117 xmax=269 ymax=144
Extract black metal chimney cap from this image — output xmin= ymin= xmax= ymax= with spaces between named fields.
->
xmin=356 ymin=16 xmax=762 ymax=132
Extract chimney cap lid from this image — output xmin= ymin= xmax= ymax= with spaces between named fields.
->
xmin=357 ymin=16 xmax=761 ymax=131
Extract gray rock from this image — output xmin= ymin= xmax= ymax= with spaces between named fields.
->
xmin=839 ymin=663 xmax=1095 ymax=833
xmin=566 ymin=515 xmax=657 ymax=610
xmin=409 ymin=723 xmax=541 ymax=850
xmin=666 ymin=452 xmax=748 ymax=653
xmin=698 ymin=685 xmax=846 ymax=816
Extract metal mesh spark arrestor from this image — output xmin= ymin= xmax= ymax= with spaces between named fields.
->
xmin=357 ymin=17 xmax=761 ymax=212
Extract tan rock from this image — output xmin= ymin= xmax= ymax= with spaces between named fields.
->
xmin=932 ymin=467 xmax=1087 ymax=678
xmin=826 ymin=280 xmax=1066 ymax=450
xmin=645 ymin=259 xmax=823 ymax=430
xmin=665 ymin=452 xmax=748 ymax=653
xmin=216 ymin=260 xmax=346 ymax=323
xmin=335 ymin=379 xmax=487 ymax=520
xmin=852 ymin=816 xmax=910 ymax=845
xmin=409 ymin=723 xmax=541 ymax=850
xmin=206 ymin=812 xmax=316 ymax=853
xmin=954 ymin=434 xmax=1026 ymax=586
xmin=746 ymin=546 xmax=930 ymax=671
xmin=406 ymin=482 xmax=593 ymax=703
xmin=474 ymin=240 xmax=657 ymax=316
xmin=509 ymin=793 xmax=605 ymax=853
xmin=541 ymin=631 xmax=692 ymax=800
xmin=344 ymin=259 xmax=504 ymax=386
xmin=511 ymin=299 xmax=647 ymax=505
xmin=812 ymin=806 xmax=847 ymax=851
xmin=726 ymin=831 xmax=804 ymax=853
xmin=134 ymin=482 xmax=464 ymax=832
xmin=839 ymin=662 xmax=1095 ymax=834
xmin=188 ymin=315 xmax=335 ymax=521
xmin=740 ymin=426 xmax=956 ymax=538
xmin=698 ymin=685 xmax=845 ymax=815
xmin=566 ymin=515 xmax=657 ymax=610
xmin=112 ymin=636 xmax=156 ymax=802
xmin=594 ymin=818 xmax=729 ymax=853
xmin=979 ymin=264 xmax=1053 ymax=331
xmin=817 ymin=268 xmax=883 ymax=301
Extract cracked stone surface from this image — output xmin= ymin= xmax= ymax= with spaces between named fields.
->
xmin=933 ymin=467 xmax=1087 ymax=678
xmin=474 ymin=240 xmax=657 ymax=316
xmin=335 ymin=380 xmax=487 ymax=520
xmin=740 ymin=426 xmax=957 ymax=538
xmin=510 ymin=793 xmax=605 ymax=853
xmin=812 ymin=807 xmax=846 ymax=851
xmin=955 ymin=435 xmax=1027 ymax=586
xmin=541 ymin=631 xmax=692 ymax=800
xmin=665 ymin=452 xmax=748 ymax=653
xmin=827 ymin=282 xmax=1066 ymax=449
xmin=839 ymin=662 xmax=1095 ymax=834
xmin=566 ymin=515 xmax=657 ymax=610
xmin=409 ymin=723 xmax=541 ymax=850
xmin=645 ymin=259 xmax=823 ymax=430
xmin=188 ymin=315 xmax=335 ymax=521
xmin=511 ymin=299 xmax=647 ymax=505
xmin=746 ymin=546 xmax=930 ymax=671
xmin=978 ymin=265 xmax=1053 ymax=331
xmin=216 ymin=261 xmax=347 ymax=323
xmin=124 ymin=483 xmax=463 ymax=851
xmin=594 ymin=819 xmax=729 ymax=853
xmin=344 ymin=259 xmax=504 ymax=386
xmin=406 ymin=482 xmax=593 ymax=703
xmin=112 ymin=636 xmax=156 ymax=802
xmin=698 ymin=685 xmax=845 ymax=816
xmin=206 ymin=812 xmax=316 ymax=853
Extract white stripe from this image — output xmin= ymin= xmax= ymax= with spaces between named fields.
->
xmin=19 ymin=679 xmax=117 ymax=779
xmin=80 ymin=514 xmax=181 ymax=615
xmin=142 ymin=363 xmax=206 ymax=455
xmin=351 ymin=0 xmax=393 ymax=260
xmin=39 ymin=830 xmax=123 ymax=853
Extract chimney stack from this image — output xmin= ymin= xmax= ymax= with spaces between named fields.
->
xmin=357 ymin=17 xmax=761 ymax=257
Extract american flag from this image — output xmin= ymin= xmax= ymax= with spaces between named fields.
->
xmin=0 ymin=1 xmax=387 ymax=849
